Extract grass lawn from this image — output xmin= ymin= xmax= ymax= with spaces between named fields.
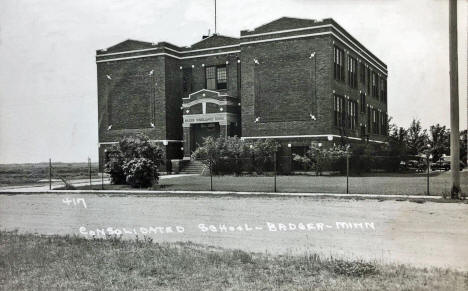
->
xmin=0 ymin=163 xmax=100 ymax=187
xmin=0 ymin=231 xmax=466 ymax=290
xmin=157 ymin=171 xmax=467 ymax=196
xmin=66 ymin=171 xmax=468 ymax=196
xmin=3 ymin=162 xmax=464 ymax=196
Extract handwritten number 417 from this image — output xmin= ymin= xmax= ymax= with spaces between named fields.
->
xmin=62 ymin=198 xmax=87 ymax=208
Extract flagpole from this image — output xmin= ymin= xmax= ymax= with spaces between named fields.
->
xmin=214 ymin=0 xmax=217 ymax=34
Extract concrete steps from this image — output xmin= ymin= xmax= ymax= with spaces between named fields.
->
xmin=180 ymin=160 xmax=206 ymax=174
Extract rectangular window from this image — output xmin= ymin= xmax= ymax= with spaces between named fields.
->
xmin=380 ymin=112 xmax=388 ymax=135
xmin=334 ymin=95 xmax=345 ymax=127
xmin=372 ymin=72 xmax=379 ymax=98
xmin=206 ymin=65 xmax=227 ymax=90
xmin=367 ymin=107 xmax=371 ymax=133
xmin=237 ymin=60 xmax=241 ymax=91
xmin=347 ymin=56 xmax=357 ymax=88
xmin=334 ymin=46 xmax=345 ymax=82
xmin=385 ymin=113 xmax=388 ymax=135
xmin=205 ymin=66 xmax=216 ymax=90
xmin=381 ymin=78 xmax=387 ymax=103
xmin=347 ymin=99 xmax=358 ymax=130
xmin=367 ymin=68 xmax=371 ymax=93
xmin=360 ymin=92 xmax=366 ymax=112
xmin=353 ymin=102 xmax=357 ymax=130
xmin=216 ymin=65 xmax=227 ymax=90
xmin=372 ymin=109 xmax=379 ymax=134
xmin=334 ymin=95 xmax=357 ymax=130
xmin=360 ymin=63 xmax=365 ymax=83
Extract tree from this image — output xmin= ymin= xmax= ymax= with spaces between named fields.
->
xmin=123 ymin=158 xmax=159 ymax=188
xmin=460 ymin=129 xmax=467 ymax=164
xmin=429 ymin=124 xmax=450 ymax=162
xmin=293 ymin=143 xmax=348 ymax=175
xmin=250 ymin=139 xmax=279 ymax=174
xmin=224 ymin=136 xmax=251 ymax=175
xmin=191 ymin=136 xmax=222 ymax=175
xmin=104 ymin=146 xmax=126 ymax=184
xmin=192 ymin=136 xmax=253 ymax=175
xmin=406 ymin=119 xmax=428 ymax=156
xmin=292 ymin=143 xmax=327 ymax=175
xmin=387 ymin=122 xmax=408 ymax=161
xmin=104 ymin=133 xmax=164 ymax=187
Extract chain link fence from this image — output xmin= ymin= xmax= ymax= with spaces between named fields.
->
xmin=5 ymin=155 xmax=458 ymax=196
xmin=159 ymin=154 xmax=465 ymax=197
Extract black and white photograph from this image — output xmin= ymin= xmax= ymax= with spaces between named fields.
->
xmin=0 ymin=0 xmax=467 ymax=289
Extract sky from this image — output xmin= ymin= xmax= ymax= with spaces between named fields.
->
xmin=0 ymin=0 xmax=466 ymax=163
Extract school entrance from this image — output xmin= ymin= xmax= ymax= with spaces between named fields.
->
xmin=181 ymin=89 xmax=241 ymax=159
xmin=191 ymin=122 xmax=220 ymax=152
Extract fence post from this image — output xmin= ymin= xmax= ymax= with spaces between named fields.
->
xmin=49 ymin=158 xmax=52 ymax=190
xmin=88 ymin=157 xmax=92 ymax=190
xmin=101 ymin=168 xmax=104 ymax=190
xmin=274 ymin=151 xmax=277 ymax=193
xmin=210 ymin=160 xmax=213 ymax=191
xmin=427 ymin=155 xmax=430 ymax=195
xmin=346 ymin=149 xmax=350 ymax=194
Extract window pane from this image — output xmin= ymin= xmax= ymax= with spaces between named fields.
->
xmin=206 ymin=66 xmax=216 ymax=89
xmin=217 ymin=66 xmax=227 ymax=89
xmin=206 ymin=66 xmax=215 ymax=78
xmin=207 ymin=79 xmax=216 ymax=90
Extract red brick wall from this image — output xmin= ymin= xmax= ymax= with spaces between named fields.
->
xmin=97 ymin=56 xmax=167 ymax=143
xmin=241 ymin=35 xmax=334 ymax=137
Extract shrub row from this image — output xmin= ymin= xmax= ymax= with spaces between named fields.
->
xmin=191 ymin=136 xmax=278 ymax=175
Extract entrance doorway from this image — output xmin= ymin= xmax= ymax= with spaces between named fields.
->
xmin=191 ymin=122 xmax=220 ymax=152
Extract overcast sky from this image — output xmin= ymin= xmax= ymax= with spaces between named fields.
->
xmin=0 ymin=0 xmax=466 ymax=163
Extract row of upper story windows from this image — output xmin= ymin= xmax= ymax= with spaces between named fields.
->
xmin=334 ymin=46 xmax=387 ymax=104
xmin=334 ymin=94 xmax=388 ymax=136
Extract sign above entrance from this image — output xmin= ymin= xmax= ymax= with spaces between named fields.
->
xmin=183 ymin=113 xmax=239 ymax=127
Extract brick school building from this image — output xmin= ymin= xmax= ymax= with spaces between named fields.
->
xmin=96 ymin=17 xmax=388 ymax=172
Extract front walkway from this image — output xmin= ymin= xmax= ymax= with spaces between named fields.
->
xmin=0 ymin=174 xmax=199 ymax=192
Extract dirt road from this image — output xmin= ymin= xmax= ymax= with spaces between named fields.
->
xmin=1 ymin=194 xmax=467 ymax=270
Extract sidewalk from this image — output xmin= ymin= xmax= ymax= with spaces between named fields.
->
xmin=0 ymin=187 xmax=443 ymax=200
xmin=0 ymin=174 xmax=199 ymax=192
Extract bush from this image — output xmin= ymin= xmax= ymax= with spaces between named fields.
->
xmin=192 ymin=136 xmax=252 ymax=175
xmin=104 ymin=133 xmax=164 ymax=187
xmin=123 ymin=158 xmax=159 ymax=187
xmin=192 ymin=137 xmax=278 ymax=175
xmin=348 ymin=144 xmax=373 ymax=175
xmin=104 ymin=147 xmax=126 ymax=184
xmin=191 ymin=136 xmax=223 ymax=175
xmin=224 ymin=136 xmax=251 ymax=175
xmin=331 ymin=259 xmax=378 ymax=277
xmin=293 ymin=144 xmax=330 ymax=175
xmin=250 ymin=139 xmax=279 ymax=174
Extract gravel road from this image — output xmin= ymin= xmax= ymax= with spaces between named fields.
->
xmin=1 ymin=194 xmax=467 ymax=270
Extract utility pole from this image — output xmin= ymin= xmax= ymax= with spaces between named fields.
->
xmin=449 ymin=0 xmax=460 ymax=198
